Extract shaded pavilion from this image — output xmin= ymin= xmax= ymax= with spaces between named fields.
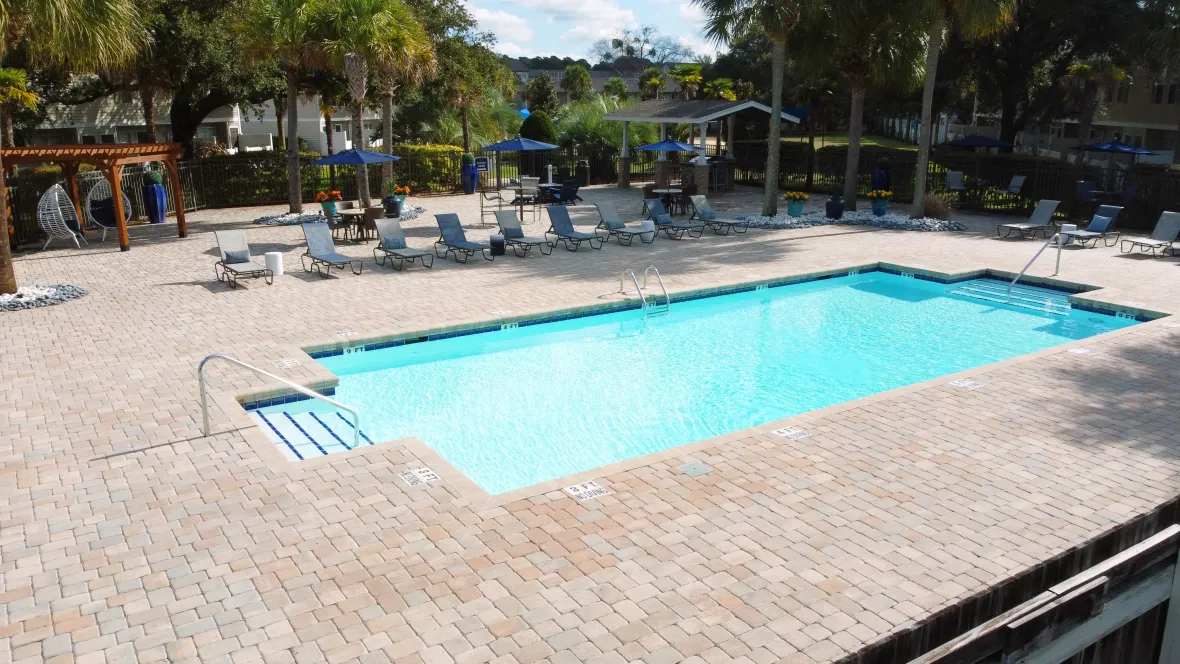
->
xmin=3 ymin=143 xmax=188 ymax=251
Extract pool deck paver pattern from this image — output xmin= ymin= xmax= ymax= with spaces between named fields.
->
xmin=3 ymin=186 xmax=1180 ymax=664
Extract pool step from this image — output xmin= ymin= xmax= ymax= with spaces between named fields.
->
xmin=645 ymin=302 xmax=670 ymax=317
xmin=249 ymin=410 xmax=373 ymax=460
xmin=950 ymin=280 xmax=1072 ymax=316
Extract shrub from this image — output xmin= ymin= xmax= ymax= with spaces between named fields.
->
xmin=193 ymin=141 xmax=229 ymax=158
xmin=923 ymin=192 xmax=954 ymax=220
xmin=461 ymin=152 xmax=475 ymax=166
xmin=519 ymin=111 xmax=556 ymax=144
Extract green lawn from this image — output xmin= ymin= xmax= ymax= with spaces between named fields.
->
xmin=780 ymin=133 xmax=918 ymax=151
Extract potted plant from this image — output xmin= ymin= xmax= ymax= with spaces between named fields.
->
xmin=382 ymin=182 xmax=409 ymax=217
xmin=316 ymin=190 xmax=342 ymax=217
xmin=867 ymin=189 xmax=892 ymax=216
xmin=142 ymin=170 xmax=167 ymax=223
xmin=461 ymin=153 xmax=477 ymax=194
xmin=782 ymin=191 xmax=809 ymax=217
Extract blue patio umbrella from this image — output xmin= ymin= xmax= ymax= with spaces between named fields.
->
xmin=314 ymin=148 xmax=400 ymax=165
xmin=480 ymin=137 xmax=558 ymax=151
xmin=945 ymin=135 xmax=1014 ymax=148
xmin=634 ymin=139 xmax=699 ymax=152
xmin=1070 ymin=141 xmax=1156 ymax=156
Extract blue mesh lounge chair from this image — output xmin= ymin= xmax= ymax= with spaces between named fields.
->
xmin=374 ymin=218 xmax=433 ymax=270
xmin=997 ymin=200 xmax=1060 ymax=239
xmin=494 ymin=210 xmax=553 ymax=256
xmin=1120 ymin=212 xmax=1180 ymax=258
xmin=1060 ymin=205 xmax=1123 ymax=248
xmin=301 ymin=223 xmax=363 ymax=277
xmin=689 ymin=195 xmax=749 ymax=235
xmin=545 ymin=205 xmax=604 ymax=251
xmin=214 ymin=230 xmax=273 ymax=288
xmin=435 ymin=213 xmax=493 ymax=262
xmin=595 ymin=202 xmax=655 ymax=245
xmin=645 ymin=198 xmax=704 ymax=239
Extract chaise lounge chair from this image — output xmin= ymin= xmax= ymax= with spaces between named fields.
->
xmin=997 ymin=200 xmax=1060 ymax=239
xmin=645 ymin=198 xmax=704 ymax=239
xmin=494 ymin=210 xmax=553 ymax=256
xmin=1120 ymin=211 xmax=1180 ymax=258
xmin=595 ymin=202 xmax=655 ymax=245
xmin=1060 ymin=205 xmax=1122 ymax=248
xmin=435 ymin=213 xmax=494 ymax=262
xmin=688 ymin=195 xmax=750 ymax=235
xmin=301 ymin=223 xmax=363 ymax=277
xmin=214 ymin=230 xmax=273 ymax=288
xmin=545 ymin=205 xmax=604 ymax=251
xmin=373 ymin=218 xmax=433 ymax=270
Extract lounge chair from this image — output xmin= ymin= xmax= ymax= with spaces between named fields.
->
xmin=494 ymin=210 xmax=553 ymax=256
xmin=214 ymin=230 xmax=273 ymax=288
xmin=435 ymin=213 xmax=493 ymax=262
xmin=947 ymin=171 xmax=966 ymax=194
xmin=300 ymin=223 xmax=363 ymax=277
xmin=645 ymin=198 xmax=704 ymax=239
xmin=1061 ymin=205 xmax=1122 ymax=248
xmin=1120 ymin=212 xmax=1180 ymax=258
xmin=688 ymin=195 xmax=749 ymax=235
xmin=997 ymin=200 xmax=1060 ymax=239
xmin=595 ymin=202 xmax=655 ymax=245
xmin=545 ymin=205 xmax=604 ymax=251
xmin=373 ymin=218 xmax=433 ymax=270
xmin=549 ymin=180 xmax=582 ymax=206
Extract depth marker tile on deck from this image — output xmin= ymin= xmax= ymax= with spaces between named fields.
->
xmin=566 ymin=481 xmax=609 ymax=501
xmin=772 ymin=426 xmax=809 ymax=440
xmin=399 ymin=467 xmax=441 ymax=487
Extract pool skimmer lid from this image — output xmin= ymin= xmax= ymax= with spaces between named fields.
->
xmin=772 ymin=426 xmax=809 ymax=440
xmin=399 ymin=467 xmax=441 ymax=487
xmin=1069 ymin=348 xmax=1098 ymax=356
xmin=566 ymin=481 xmax=609 ymax=501
xmin=679 ymin=462 xmax=712 ymax=477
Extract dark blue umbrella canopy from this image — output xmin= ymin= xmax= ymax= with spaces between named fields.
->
xmin=1070 ymin=141 xmax=1156 ymax=155
xmin=945 ymin=135 xmax=1014 ymax=148
xmin=634 ymin=139 xmax=699 ymax=152
xmin=314 ymin=148 xmax=400 ymax=165
xmin=480 ymin=137 xmax=558 ymax=151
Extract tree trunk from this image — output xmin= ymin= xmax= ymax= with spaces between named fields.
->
xmin=286 ymin=69 xmax=302 ymax=213
xmin=353 ymin=96 xmax=370 ymax=206
xmin=382 ymin=89 xmax=394 ymax=188
xmin=911 ymin=6 xmax=944 ymax=217
xmin=805 ymin=117 xmax=815 ymax=190
xmin=324 ymin=106 xmax=334 ymax=154
xmin=1173 ymin=111 xmax=1179 ymax=165
xmin=842 ymin=83 xmax=866 ymax=210
xmin=716 ymin=119 xmax=722 ymax=155
xmin=274 ymin=96 xmax=286 ymax=150
xmin=460 ymin=106 xmax=471 ymax=153
xmin=763 ymin=37 xmax=786 ymax=216
xmin=141 ymin=83 xmax=157 ymax=143
xmin=1 ymin=106 xmax=13 ymax=149
xmin=0 ymin=155 xmax=14 ymax=294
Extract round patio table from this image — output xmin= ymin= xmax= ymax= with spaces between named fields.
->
xmin=652 ymin=188 xmax=682 ymax=214
xmin=337 ymin=209 xmax=367 ymax=241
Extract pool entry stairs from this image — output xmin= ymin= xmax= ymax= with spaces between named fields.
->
xmin=950 ymin=279 xmax=1072 ymax=316
xmin=250 ymin=409 xmax=372 ymax=459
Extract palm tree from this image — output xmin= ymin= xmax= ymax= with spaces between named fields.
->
xmin=1065 ymin=56 xmax=1126 ymax=155
xmin=0 ymin=0 xmax=142 ymax=294
xmin=321 ymin=0 xmax=431 ymax=206
xmin=377 ymin=41 xmax=433 ymax=190
xmin=241 ymin=0 xmax=321 ymax=214
xmin=668 ymin=64 xmax=703 ymax=100
xmin=0 ymin=69 xmax=38 ymax=148
xmin=789 ymin=78 xmax=833 ymax=191
xmin=909 ymin=0 xmax=1012 ymax=217
xmin=639 ymin=67 xmax=666 ymax=100
xmin=704 ymin=78 xmax=735 ymax=153
xmin=695 ymin=0 xmax=802 ymax=216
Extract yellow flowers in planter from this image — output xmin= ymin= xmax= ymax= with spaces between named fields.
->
xmin=782 ymin=191 xmax=809 ymax=201
xmin=866 ymin=190 xmax=893 ymax=200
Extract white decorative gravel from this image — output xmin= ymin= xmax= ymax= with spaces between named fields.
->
xmin=0 ymin=284 xmax=86 ymax=311
xmin=743 ymin=210 xmax=966 ymax=232
xmin=253 ymin=204 xmax=426 ymax=226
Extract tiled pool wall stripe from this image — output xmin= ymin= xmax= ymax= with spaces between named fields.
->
xmin=241 ymin=386 xmax=335 ymax=411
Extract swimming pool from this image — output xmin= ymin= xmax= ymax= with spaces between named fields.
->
xmin=254 ymin=272 xmax=1137 ymax=494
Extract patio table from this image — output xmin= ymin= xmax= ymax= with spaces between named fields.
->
xmin=653 ymin=188 xmax=682 ymax=214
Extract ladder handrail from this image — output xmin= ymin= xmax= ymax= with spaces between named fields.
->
xmin=198 ymin=353 xmax=360 ymax=448
xmin=642 ymin=265 xmax=670 ymax=310
xmin=619 ymin=269 xmax=648 ymax=311
xmin=1008 ymin=233 xmax=1060 ymax=302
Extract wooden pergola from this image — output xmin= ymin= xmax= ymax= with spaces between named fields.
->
xmin=3 ymin=143 xmax=188 ymax=252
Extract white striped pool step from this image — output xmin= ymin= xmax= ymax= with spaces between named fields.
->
xmin=249 ymin=410 xmax=374 ymax=460
xmin=949 ymin=279 xmax=1072 ymax=316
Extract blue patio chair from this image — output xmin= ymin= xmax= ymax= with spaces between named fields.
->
xmin=301 ymin=223 xmax=363 ymax=277
xmin=996 ymin=200 xmax=1059 ymax=239
xmin=645 ymin=197 xmax=704 ymax=239
xmin=434 ymin=213 xmax=493 ymax=262
xmin=545 ymin=205 xmax=603 ymax=251
xmin=1120 ymin=211 xmax=1180 ymax=258
xmin=374 ymin=218 xmax=433 ymax=270
xmin=1061 ymin=205 xmax=1122 ymax=248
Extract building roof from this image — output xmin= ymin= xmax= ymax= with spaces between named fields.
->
xmin=603 ymin=99 xmax=801 ymax=124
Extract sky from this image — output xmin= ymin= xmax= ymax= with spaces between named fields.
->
xmin=461 ymin=0 xmax=722 ymax=64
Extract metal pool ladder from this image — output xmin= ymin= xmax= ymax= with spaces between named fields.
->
xmin=619 ymin=265 xmax=671 ymax=318
xmin=198 ymin=353 xmax=360 ymax=448
xmin=949 ymin=232 xmax=1071 ymax=316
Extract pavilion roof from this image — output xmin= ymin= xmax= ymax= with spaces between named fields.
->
xmin=2 ymin=143 xmax=184 ymax=167
xmin=603 ymin=100 xmax=801 ymax=125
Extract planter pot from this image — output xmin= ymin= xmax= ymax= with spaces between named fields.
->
xmin=382 ymin=195 xmax=401 ymax=218
xmin=825 ymin=196 xmax=844 ymax=220
xmin=786 ymin=200 xmax=805 ymax=217
xmin=871 ymin=200 xmax=889 ymax=216
xmin=321 ymin=201 xmax=338 ymax=218
xmin=462 ymin=164 xmax=478 ymax=194
xmin=142 ymin=183 xmax=167 ymax=223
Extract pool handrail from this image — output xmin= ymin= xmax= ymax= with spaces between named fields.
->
xmin=1007 ymin=232 xmax=1061 ymax=303
xmin=642 ymin=265 xmax=670 ymax=314
xmin=198 ymin=353 xmax=360 ymax=448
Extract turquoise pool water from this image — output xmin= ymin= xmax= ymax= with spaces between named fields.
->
xmin=264 ymin=273 xmax=1136 ymax=494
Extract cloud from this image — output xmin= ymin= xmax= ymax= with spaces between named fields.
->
xmin=677 ymin=34 xmax=720 ymax=58
xmin=677 ymin=2 xmax=705 ymax=22
xmin=470 ymin=6 xmax=534 ymax=42
xmin=496 ymin=41 xmax=528 ymax=57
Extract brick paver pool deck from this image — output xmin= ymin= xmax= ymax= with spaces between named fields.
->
xmin=3 ymin=186 xmax=1180 ymax=664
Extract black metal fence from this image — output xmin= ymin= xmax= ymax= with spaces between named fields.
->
xmin=8 ymin=145 xmax=1179 ymax=246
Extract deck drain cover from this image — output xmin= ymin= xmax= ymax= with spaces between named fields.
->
xmin=772 ymin=426 xmax=809 ymax=440
xmin=1069 ymin=348 xmax=1098 ymax=356
xmin=274 ymin=358 xmax=301 ymax=370
xmin=336 ymin=328 xmax=358 ymax=338
xmin=679 ymin=463 xmax=712 ymax=477
xmin=949 ymin=379 xmax=984 ymax=390
xmin=399 ymin=467 xmax=441 ymax=487
xmin=566 ymin=481 xmax=609 ymax=501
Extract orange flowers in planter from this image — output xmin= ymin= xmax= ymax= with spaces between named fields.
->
xmin=315 ymin=190 xmax=343 ymax=202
